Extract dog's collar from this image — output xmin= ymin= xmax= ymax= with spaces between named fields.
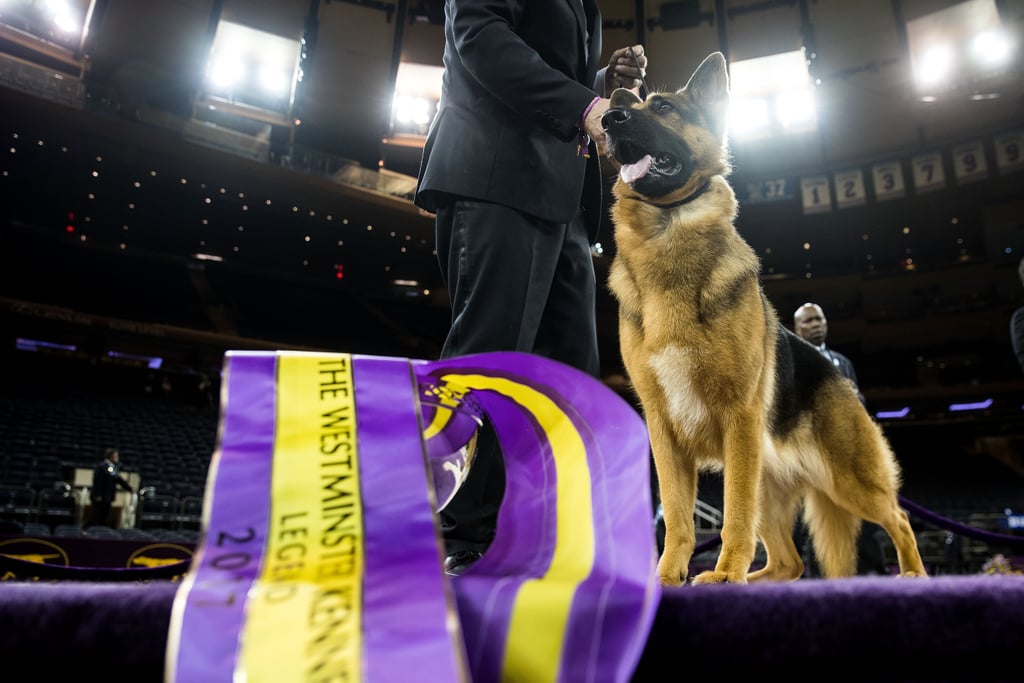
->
xmin=646 ymin=179 xmax=711 ymax=209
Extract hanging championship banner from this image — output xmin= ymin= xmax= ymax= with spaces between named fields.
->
xmin=741 ymin=176 xmax=796 ymax=204
xmin=834 ymin=168 xmax=867 ymax=209
xmin=993 ymin=129 xmax=1023 ymax=174
xmin=871 ymin=160 xmax=906 ymax=201
xmin=952 ymin=140 xmax=987 ymax=184
xmin=800 ymin=175 xmax=832 ymax=214
xmin=911 ymin=150 xmax=945 ymax=194
xmin=166 ymin=350 xmax=660 ymax=683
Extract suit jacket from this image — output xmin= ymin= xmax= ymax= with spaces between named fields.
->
xmin=1011 ymin=305 xmax=1024 ymax=373
xmin=414 ymin=0 xmax=606 ymax=243
xmin=92 ymin=459 xmax=132 ymax=502
xmin=822 ymin=346 xmax=866 ymax=406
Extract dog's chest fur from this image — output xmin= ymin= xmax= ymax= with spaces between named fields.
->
xmin=608 ymin=183 xmax=775 ymax=449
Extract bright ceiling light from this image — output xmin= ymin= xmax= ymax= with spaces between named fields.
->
xmin=43 ymin=0 xmax=79 ymax=33
xmin=728 ymin=97 xmax=770 ymax=138
xmin=52 ymin=12 xmax=79 ymax=33
xmin=916 ymin=44 xmax=954 ymax=87
xmin=258 ymin=65 xmax=290 ymax=96
xmin=971 ymin=29 xmax=1014 ymax=66
xmin=728 ymin=50 xmax=815 ymax=141
xmin=2 ymin=0 xmax=92 ymax=50
xmin=393 ymin=96 xmax=432 ymax=125
xmin=391 ymin=61 xmax=443 ymax=134
xmin=208 ymin=55 xmax=245 ymax=89
xmin=775 ymin=88 xmax=816 ymax=132
xmin=907 ymin=0 xmax=1012 ymax=97
xmin=202 ymin=20 xmax=301 ymax=113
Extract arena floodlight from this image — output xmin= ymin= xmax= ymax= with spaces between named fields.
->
xmin=391 ymin=62 xmax=442 ymax=136
xmin=393 ymin=95 xmax=432 ymax=126
xmin=202 ymin=20 xmax=301 ymax=117
xmin=49 ymin=2 xmax=79 ymax=35
xmin=0 ymin=0 xmax=93 ymax=53
xmin=727 ymin=97 xmax=770 ymax=138
xmin=915 ymin=44 xmax=955 ymax=87
xmin=775 ymin=88 xmax=817 ymax=133
xmin=258 ymin=64 xmax=291 ymax=97
xmin=207 ymin=54 xmax=244 ymax=90
xmin=727 ymin=49 xmax=816 ymax=142
xmin=906 ymin=0 xmax=1014 ymax=100
xmin=971 ymin=29 xmax=1014 ymax=68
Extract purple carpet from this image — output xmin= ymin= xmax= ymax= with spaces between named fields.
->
xmin=1 ymin=574 xmax=1021 ymax=682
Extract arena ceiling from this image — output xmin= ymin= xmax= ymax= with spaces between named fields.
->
xmin=1 ymin=0 xmax=1023 ymax=442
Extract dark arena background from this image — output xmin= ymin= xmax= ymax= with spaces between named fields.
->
xmin=1 ymin=1 xmax=1023 ymax=681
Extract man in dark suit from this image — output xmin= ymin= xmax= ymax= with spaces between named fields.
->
xmin=414 ymin=1 xmax=647 ymax=575
xmin=1011 ymin=257 xmax=1024 ymax=374
xmin=89 ymin=447 xmax=133 ymax=528
xmin=793 ymin=302 xmax=865 ymax=405
xmin=792 ymin=302 xmax=887 ymax=575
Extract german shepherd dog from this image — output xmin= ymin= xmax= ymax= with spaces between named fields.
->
xmin=601 ymin=52 xmax=927 ymax=585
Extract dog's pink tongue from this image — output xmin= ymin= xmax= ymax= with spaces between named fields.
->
xmin=619 ymin=155 xmax=653 ymax=184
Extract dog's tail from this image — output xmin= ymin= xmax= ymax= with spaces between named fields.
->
xmin=803 ymin=490 xmax=860 ymax=577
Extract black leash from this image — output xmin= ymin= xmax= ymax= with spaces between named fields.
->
xmin=628 ymin=46 xmax=650 ymax=101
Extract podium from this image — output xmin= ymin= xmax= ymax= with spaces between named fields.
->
xmin=72 ymin=467 xmax=142 ymax=528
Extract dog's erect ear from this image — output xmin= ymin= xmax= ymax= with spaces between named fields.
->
xmin=609 ymin=87 xmax=643 ymax=109
xmin=678 ymin=52 xmax=730 ymax=138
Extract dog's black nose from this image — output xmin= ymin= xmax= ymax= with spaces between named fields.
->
xmin=601 ymin=108 xmax=630 ymax=130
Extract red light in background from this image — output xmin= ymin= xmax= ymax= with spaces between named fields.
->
xmin=66 ymin=211 xmax=75 ymax=232
xmin=334 ymin=264 xmax=344 ymax=280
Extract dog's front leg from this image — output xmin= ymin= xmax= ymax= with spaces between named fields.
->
xmin=648 ymin=413 xmax=698 ymax=586
xmin=693 ymin=412 xmax=761 ymax=584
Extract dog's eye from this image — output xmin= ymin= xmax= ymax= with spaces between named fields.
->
xmin=655 ymin=101 xmax=674 ymax=114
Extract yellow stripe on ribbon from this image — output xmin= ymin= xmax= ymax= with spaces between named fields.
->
xmin=421 ymin=378 xmax=472 ymax=441
xmin=439 ymin=373 xmax=595 ymax=683
xmin=238 ymin=352 xmax=365 ymax=683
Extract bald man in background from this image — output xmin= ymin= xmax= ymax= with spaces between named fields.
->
xmin=791 ymin=302 xmax=887 ymax=575
xmin=793 ymin=302 xmax=865 ymax=406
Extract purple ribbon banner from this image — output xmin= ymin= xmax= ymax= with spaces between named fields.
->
xmin=166 ymin=351 xmax=277 ymax=682
xmin=167 ymin=350 xmax=659 ymax=683
xmin=413 ymin=352 xmax=660 ymax=683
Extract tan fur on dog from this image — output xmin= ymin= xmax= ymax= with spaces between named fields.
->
xmin=602 ymin=53 xmax=927 ymax=585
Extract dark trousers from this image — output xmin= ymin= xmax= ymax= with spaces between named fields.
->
xmin=89 ymin=498 xmax=112 ymax=528
xmin=434 ymin=198 xmax=600 ymax=554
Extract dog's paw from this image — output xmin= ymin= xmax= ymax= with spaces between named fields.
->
xmin=746 ymin=565 xmax=803 ymax=583
xmin=691 ymin=569 xmax=748 ymax=585
xmin=897 ymin=570 xmax=928 ymax=578
xmin=656 ymin=558 xmax=688 ymax=586
xmin=657 ymin=569 xmax=688 ymax=587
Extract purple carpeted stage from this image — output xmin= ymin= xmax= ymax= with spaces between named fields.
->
xmin=2 ymin=353 xmax=1020 ymax=681
xmin=1 ymin=574 xmax=1022 ymax=682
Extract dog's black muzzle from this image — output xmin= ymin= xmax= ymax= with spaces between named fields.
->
xmin=600 ymin=106 xmax=630 ymax=131
xmin=601 ymin=88 xmax=645 ymax=138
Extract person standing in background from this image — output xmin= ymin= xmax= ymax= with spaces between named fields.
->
xmin=89 ymin=447 xmax=133 ymax=528
xmin=792 ymin=302 xmax=887 ymax=575
xmin=1010 ymin=257 xmax=1024 ymax=374
xmin=793 ymin=302 xmax=866 ymax=405
xmin=414 ymin=1 xmax=647 ymax=576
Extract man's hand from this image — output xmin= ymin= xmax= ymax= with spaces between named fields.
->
xmin=582 ymin=97 xmax=611 ymax=157
xmin=604 ymin=44 xmax=647 ymax=93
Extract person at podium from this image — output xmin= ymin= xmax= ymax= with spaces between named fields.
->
xmin=88 ymin=448 xmax=134 ymax=528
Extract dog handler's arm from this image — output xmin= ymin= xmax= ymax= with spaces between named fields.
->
xmin=584 ymin=44 xmax=648 ymax=155
xmin=582 ymin=98 xmax=611 ymax=155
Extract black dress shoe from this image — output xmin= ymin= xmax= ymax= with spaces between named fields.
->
xmin=444 ymin=550 xmax=483 ymax=576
